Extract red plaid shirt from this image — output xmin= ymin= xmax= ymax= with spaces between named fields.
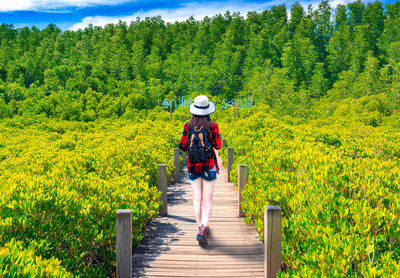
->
xmin=179 ymin=122 xmax=222 ymax=174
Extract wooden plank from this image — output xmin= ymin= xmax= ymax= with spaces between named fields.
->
xmin=144 ymin=219 xmax=254 ymax=226
xmin=137 ymin=237 xmax=261 ymax=243
xmin=141 ymin=231 xmax=260 ymax=236
xmin=142 ymin=232 xmax=261 ymax=237
xmin=168 ymin=185 xmax=237 ymax=189
xmin=143 ymin=228 xmax=257 ymax=233
xmin=133 ymin=266 xmax=263 ymax=270
xmin=167 ymin=198 xmax=238 ymax=202
xmin=134 ymin=246 xmax=264 ymax=255
xmin=166 ymin=209 xmax=239 ymax=213
xmin=144 ymin=222 xmax=256 ymax=228
xmin=132 ymin=272 xmax=263 ymax=277
xmin=149 ymin=216 xmax=253 ymax=222
xmin=147 ymin=223 xmax=253 ymax=228
xmin=134 ymin=265 xmax=264 ymax=270
xmin=133 ymin=274 xmax=264 ymax=278
xmin=142 ymin=226 xmax=259 ymax=232
xmin=139 ymin=234 xmax=261 ymax=240
xmin=133 ymin=261 xmax=263 ymax=267
xmin=156 ymin=214 xmax=243 ymax=218
xmin=167 ymin=205 xmax=239 ymax=208
xmin=140 ymin=230 xmax=260 ymax=237
xmin=133 ymin=269 xmax=264 ymax=275
xmin=133 ymin=253 xmax=263 ymax=261
xmin=150 ymin=215 xmax=249 ymax=221
xmin=138 ymin=237 xmax=261 ymax=243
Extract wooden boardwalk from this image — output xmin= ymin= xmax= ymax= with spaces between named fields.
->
xmin=132 ymin=150 xmax=264 ymax=277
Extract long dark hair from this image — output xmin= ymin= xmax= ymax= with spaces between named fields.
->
xmin=187 ymin=114 xmax=214 ymax=139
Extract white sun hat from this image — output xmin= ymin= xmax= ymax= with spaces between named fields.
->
xmin=189 ymin=95 xmax=216 ymax=116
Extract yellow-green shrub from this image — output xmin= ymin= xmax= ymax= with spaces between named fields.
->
xmin=219 ymin=106 xmax=400 ymax=277
xmin=0 ymin=114 xmax=184 ymax=277
xmin=0 ymin=238 xmax=73 ymax=277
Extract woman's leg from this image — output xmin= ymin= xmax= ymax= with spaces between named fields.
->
xmin=190 ymin=177 xmax=203 ymax=227
xmin=201 ymin=178 xmax=215 ymax=227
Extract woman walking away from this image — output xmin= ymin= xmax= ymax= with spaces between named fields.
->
xmin=179 ymin=95 xmax=222 ymax=248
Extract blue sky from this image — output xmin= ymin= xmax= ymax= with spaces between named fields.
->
xmin=0 ymin=0 xmax=397 ymax=31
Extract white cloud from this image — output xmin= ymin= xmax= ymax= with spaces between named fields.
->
xmin=68 ymin=0 xmax=284 ymax=30
xmin=0 ymin=0 xmax=133 ymax=12
xmin=0 ymin=0 xmax=32 ymax=12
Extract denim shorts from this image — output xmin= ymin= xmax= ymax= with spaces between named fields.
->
xmin=188 ymin=170 xmax=217 ymax=182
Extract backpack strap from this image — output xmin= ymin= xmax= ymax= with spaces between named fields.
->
xmin=188 ymin=124 xmax=212 ymax=146
xmin=189 ymin=133 xmax=195 ymax=148
xmin=198 ymin=127 xmax=205 ymax=147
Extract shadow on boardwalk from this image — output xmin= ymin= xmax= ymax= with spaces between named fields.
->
xmin=132 ymin=164 xmax=194 ymax=276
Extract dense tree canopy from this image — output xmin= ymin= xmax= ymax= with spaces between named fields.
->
xmin=0 ymin=0 xmax=399 ymax=122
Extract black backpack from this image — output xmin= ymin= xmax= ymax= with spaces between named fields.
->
xmin=188 ymin=125 xmax=213 ymax=163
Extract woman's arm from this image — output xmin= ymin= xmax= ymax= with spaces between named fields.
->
xmin=211 ymin=123 xmax=222 ymax=150
xmin=178 ymin=123 xmax=189 ymax=151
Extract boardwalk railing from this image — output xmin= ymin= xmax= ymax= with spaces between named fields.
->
xmin=173 ymin=148 xmax=180 ymax=183
xmin=116 ymin=143 xmax=282 ymax=278
xmin=157 ymin=164 xmax=168 ymax=216
xmin=265 ymin=205 xmax=282 ymax=278
xmin=222 ymin=139 xmax=227 ymax=154
xmin=238 ymin=164 xmax=248 ymax=217
xmin=116 ymin=209 xmax=132 ymax=278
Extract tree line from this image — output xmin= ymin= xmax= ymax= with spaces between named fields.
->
xmin=0 ymin=0 xmax=399 ymax=121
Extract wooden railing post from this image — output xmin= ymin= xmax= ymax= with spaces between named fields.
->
xmin=218 ymin=135 xmax=223 ymax=156
xmin=158 ymin=164 xmax=168 ymax=216
xmin=182 ymin=150 xmax=187 ymax=165
xmin=264 ymin=205 xmax=281 ymax=278
xmin=173 ymin=148 xmax=180 ymax=183
xmin=238 ymin=164 xmax=248 ymax=217
xmin=222 ymin=139 xmax=227 ymax=155
xmin=227 ymin=147 xmax=233 ymax=182
xmin=116 ymin=209 xmax=132 ymax=278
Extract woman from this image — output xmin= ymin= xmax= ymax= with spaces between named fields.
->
xmin=178 ymin=95 xmax=222 ymax=247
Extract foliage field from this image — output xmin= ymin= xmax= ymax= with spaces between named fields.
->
xmin=219 ymin=105 xmax=400 ymax=277
xmin=0 ymin=111 xmax=182 ymax=277
xmin=0 ymin=0 xmax=400 ymax=276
